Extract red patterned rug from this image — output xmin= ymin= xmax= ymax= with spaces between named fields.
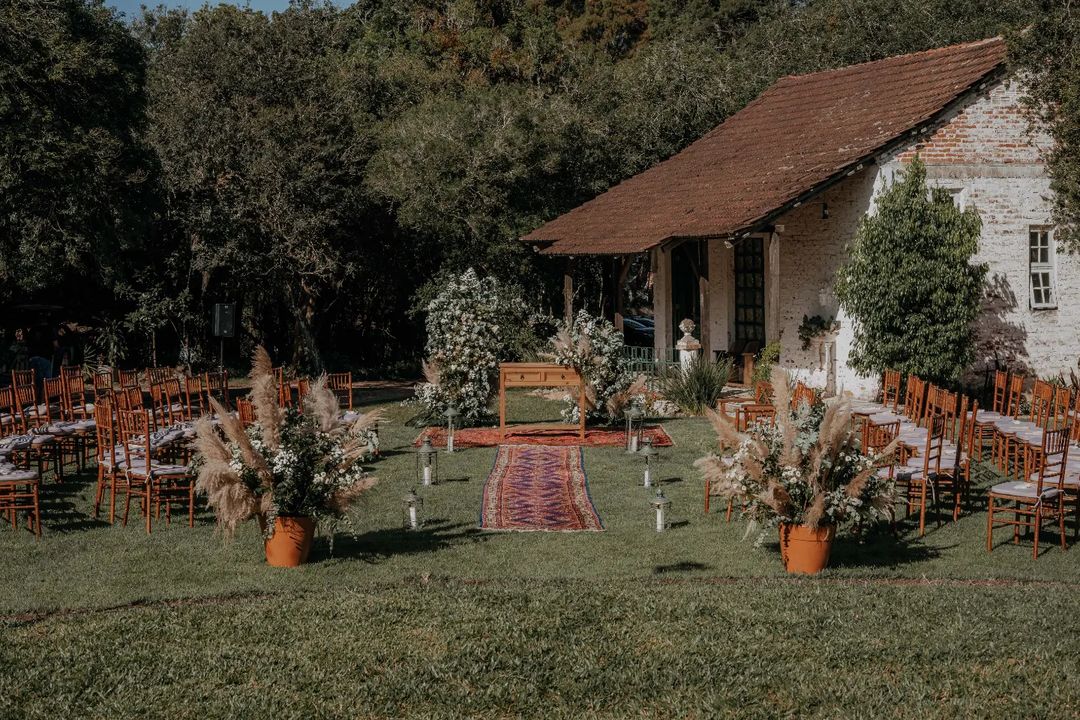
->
xmin=414 ymin=425 xmax=673 ymax=449
xmin=480 ymin=445 xmax=603 ymax=532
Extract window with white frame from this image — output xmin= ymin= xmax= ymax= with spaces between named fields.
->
xmin=1029 ymin=227 xmax=1056 ymax=309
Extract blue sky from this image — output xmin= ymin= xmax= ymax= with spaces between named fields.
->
xmin=107 ymin=1 xmax=296 ymax=20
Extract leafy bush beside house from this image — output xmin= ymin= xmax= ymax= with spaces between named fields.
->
xmin=835 ymin=158 xmax=987 ymax=384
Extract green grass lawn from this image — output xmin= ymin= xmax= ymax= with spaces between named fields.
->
xmin=3 ymin=391 xmax=1079 ymax=718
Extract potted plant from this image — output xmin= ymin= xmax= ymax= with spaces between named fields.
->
xmin=696 ymin=368 xmax=896 ymax=574
xmin=194 ymin=347 xmax=380 ymax=567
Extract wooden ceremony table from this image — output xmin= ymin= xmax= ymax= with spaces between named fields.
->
xmin=498 ymin=363 xmax=586 ymax=441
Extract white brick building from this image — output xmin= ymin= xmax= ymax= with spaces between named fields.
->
xmin=524 ymin=38 xmax=1078 ymax=396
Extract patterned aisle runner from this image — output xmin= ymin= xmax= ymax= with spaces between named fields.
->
xmin=480 ymin=445 xmax=603 ymax=532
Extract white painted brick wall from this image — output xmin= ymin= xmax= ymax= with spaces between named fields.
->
xmin=760 ymin=79 xmax=1078 ymax=398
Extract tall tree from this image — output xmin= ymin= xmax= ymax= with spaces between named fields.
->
xmin=0 ymin=0 xmax=153 ymax=305
xmin=835 ymin=159 xmax=987 ymax=384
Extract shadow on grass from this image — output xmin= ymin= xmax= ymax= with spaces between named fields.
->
xmin=315 ymin=519 xmax=491 ymax=564
xmin=825 ymin=532 xmax=946 ymax=569
xmin=653 ymin=561 xmax=713 ymax=574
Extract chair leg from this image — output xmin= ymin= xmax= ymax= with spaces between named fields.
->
xmin=1033 ymin=506 xmax=1040 ymax=559
xmin=986 ymin=496 xmax=994 ymax=551
xmin=32 ymin=484 xmax=41 ymax=539
xmin=918 ymin=482 xmax=927 ymax=537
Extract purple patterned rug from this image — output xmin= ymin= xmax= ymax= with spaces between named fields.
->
xmin=480 ymin=445 xmax=603 ymax=532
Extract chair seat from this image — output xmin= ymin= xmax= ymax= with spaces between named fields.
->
xmin=0 ymin=467 xmax=39 ymax=483
xmin=906 ymin=452 xmax=966 ymax=468
xmin=972 ymin=411 xmax=1003 ymax=423
xmin=869 ymin=412 xmax=910 ymax=426
xmin=991 ymin=481 xmax=1060 ymax=500
xmin=994 ymin=419 xmax=1036 ymax=434
xmin=124 ymin=460 xmax=191 ymax=479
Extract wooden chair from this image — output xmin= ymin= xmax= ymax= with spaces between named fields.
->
xmin=145 ymin=367 xmax=171 ymax=386
xmin=11 ymin=369 xmax=35 ymax=390
xmin=41 ymin=377 xmax=82 ymax=471
xmin=60 ymin=366 xmax=93 ymax=420
xmin=881 ymin=369 xmax=902 ymax=410
xmin=206 ymin=370 xmax=229 ymax=409
xmin=971 ymin=370 xmax=1008 ymax=459
xmin=736 ymin=403 xmax=776 ymax=432
xmin=0 ymin=427 xmax=42 ymax=538
xmin=236 ymin=398 xmax=256 ymax=426
xmin=184 ymin=374 xmax=209 ymax=420
xmin=155 ymin=379 xmax=187 ymax=427
xmin=118 ymin=369 xmax=140 ymax=390
xmin=115 ymin=387 xmax=143 ymax=411
xmin=9 ymin=379 xmax=63 ymax=483
xmin=987 ymin=424 xmax=1071 ymax=558
xmin=116 ymin=408 xmax=194 ymax=534
xmin=296 ymin=378 xmax=312 ymax=407
xmin=92 ymin=369 xmax=114 ymax=397
xmin=326 ymin=372 xmax=353 ymax=410
xmin=866 ymin=419 xmax=900 ymax=479
xmin=92 ymin=397 xmax=122 ymax=523
xmin=273 ymin=367 xmax=289 ymax=407
xmin=991 ymin=373 xmax=1030 ymax=475
xmin=900 ymin=414 xmax=946 ymax=537
xmin=791 ymin=382 xmax=817 ymax=412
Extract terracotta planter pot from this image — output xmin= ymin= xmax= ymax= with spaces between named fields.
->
xmin=778 ymin=523 xmax=835 ymax=575
xmin=263 ymin=516 xmax=316 ymax=567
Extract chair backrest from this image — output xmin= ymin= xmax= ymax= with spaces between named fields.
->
xmin=41 ymin=377 xmax=65 ymax=423
xmin=159 ymin=378 xmax=185 ymax=424
xmin=273 ymin=367 xmax=289 ymax=407
xmin=882 ymin=370 xmax=902 ymax=410
xmin=0 ymin=387 xmax=20 ymax=435
xmin=791 ymin=382 xmax=816 ymax=412
xmin=920 ymin=414 xmax=947 ymax=477
xmin=1072 ymin=391 xmax=1080 ymax=444
xmin=296 ymin=378 xmax=312 ymax=406
xmin=864 ymin=419 xmax=899 ymax=460
xmin=115 ymin=387 xmax=143 ymax=411
xmin=753 ymin=380 xmax=773 ymax=404
xmin=1029 ymin=379 xmax=1054 ymax=426
xmin=1036 ymin=425 xmax=1072 ymax=495
xmin=327 ymin=372 xmax=352 ymax=410
xmin=1050 ymin=386 xmax=1072 ymax=430
xmin=117 ymin=408 xmax=153 ymax=460
xmin=185 ymin=374 xmax=208 ymax=419
xmin=94 ymin=396 xmax=117 ymax=466
xmin=738 ymin=403 xmax=776 ymax=432
xmin=905 ymin=377 xmax=927 ymax=424
xmin=11 ymin=369 xmax=35 ymax=388
xmin=206 ymin=370 xmax=229 ymax=408
xmin=60 ymin=366 xmax=89 ymax=419
xmin=12 ymin=379 xmax=40 ymax=426
xmin=118 ymin=369 xmax=140 ymax=389
xmin=989 ymin=370 xmax=1008 ymax=414
xmin=146 ymin=367 xmax=171 ymax=386
xmin=236 ymin=398 xmax=256 ymax=426
xmin=93 ymin=370 xmax=114 ymax=396
xmin=1005 ymin=373 xmax=1026 ymax=417
xmin=956 ymin=397 xmax=979 ymax=470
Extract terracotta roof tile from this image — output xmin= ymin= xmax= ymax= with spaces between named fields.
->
xmin=524 ymin=37 xmax=1006 ymax=255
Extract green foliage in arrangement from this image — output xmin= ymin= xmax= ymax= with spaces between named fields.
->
xmin=835 ymin=158 xmax=987 ymax=384
xmin=751 ymin=341 xmax=781 ymax=386
xmin=658 ymin=354 xmax=733 ymax=415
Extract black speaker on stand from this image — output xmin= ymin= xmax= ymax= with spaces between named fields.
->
xmin=212 ymin=303 xmax=236 ymax=372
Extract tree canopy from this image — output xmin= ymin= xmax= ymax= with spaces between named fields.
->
xmin=0 ymin=0 xmax=1070 ymax=373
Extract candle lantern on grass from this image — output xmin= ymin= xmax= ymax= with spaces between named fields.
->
xmin=624 ymin=406 xmax=644 ymax=453
xmin=403 ymin=489 xmax=424 ymax=531
xmin=639 ymin=437 xmax=659 ymax=488
xmin=416 ymin=436 xmax=438 ymax=486
xmin=650 ymin=489 xmax=671 ymax=532
xmin=444 ymin=405 xmax=459 ymax=453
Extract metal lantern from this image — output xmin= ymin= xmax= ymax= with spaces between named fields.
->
xmin=416 ymin=436 xmax=439 ymax=486
xmin=402 ymin=489 xmax=424 ymax=531
xmin=624 ymin=405 xmax=645 ymax=453
xmin=639 ymin=437 xmax=659 ymax=488
xmin=649 ymin=489 xmax=671 ymax=532
xmin=366 ymin=423 xmax=380 ymax=458
xmin=444 ymin=404 xmax=460 ymax=453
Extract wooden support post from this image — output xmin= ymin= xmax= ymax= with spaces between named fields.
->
xmin=563 ymin=258 xmax=575 ymax=325
xmin=698 ymin=241 xmax=711 ymax=359
xmin=614 ymin=256 xmax=631 ymax=332
xmin=652 ymin=247 xmax=673 ymax=360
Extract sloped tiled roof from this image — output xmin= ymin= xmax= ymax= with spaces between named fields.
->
xmin=523 ymin=37 xmax=1007 ymax=255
